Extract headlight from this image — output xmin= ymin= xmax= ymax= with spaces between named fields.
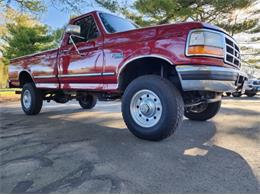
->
xmin=186 ymin=29 xmax=224 ymax=57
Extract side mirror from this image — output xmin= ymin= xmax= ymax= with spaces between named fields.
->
xmin=65 ymin=24 xmax=81 ymax=35
xmin=65 ymin=24 xmax=85 ymax=56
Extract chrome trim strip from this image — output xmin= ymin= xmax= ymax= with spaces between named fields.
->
xmin=60 ymin=83 xmax=102 ymax=89
xmin=180 ymin=80 xmax=236 ymax=92
xmin=35 ymin=83 xmax=59 ymax=89
xmin=226 ymin=52 xmax=240 ymax=62
xmin=102 ymin=72 xmax=115 ymax=76
xmin=176 ymin=65 xmax=246 ymax=92
xmin=34 ymin=75 xmax=57 ymax=79
xmin=176 ymin=65 xmax=240 ymax=74
xmin=226 ymin=45 xmax=239 ymax=54
xmin=59 ymin=73 xmax=102 ymax=78
xmin=224 ymin=36 xmax=241 ymax=67
xmin=59 ymin=72 xmax=115 ymax=78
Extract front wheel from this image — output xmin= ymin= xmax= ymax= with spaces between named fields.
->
xmin=21 ymin=83 xmax=43 ymax=115
xmin=78 ymin=94 xmax=97 ymax=109
xmin=122 ymin=75 xmax=184 ymax=141
xmin=184 ymin=101 xmax=221 ymax=121
xmin=225 ymin=92 xmax=231 ymax=97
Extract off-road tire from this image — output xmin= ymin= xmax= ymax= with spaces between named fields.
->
xmin=21 ymin=83 xmax=43 ymax=115
xmin=78 ymin=95 xmax=97 ymax=109
xmin=232 ymin=92 xmax=242 ymax=97
xmin=245 ymin=92 xmax=256 ymax=97
xmin=225 ymin=92 xmax=231 ymax=96
xmin=122 ymin=75 xmax=184 ymax=141
xmin=184 ymin=101 xmax=221 ymax=121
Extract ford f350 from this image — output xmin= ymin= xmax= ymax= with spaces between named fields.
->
xmin=8 ymin=11 xmax=247 ymax=141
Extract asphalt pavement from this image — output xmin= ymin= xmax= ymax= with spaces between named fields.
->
xmin=0 ymin=97 xmax=259 ymax=193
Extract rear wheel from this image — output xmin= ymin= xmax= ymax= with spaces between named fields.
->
xmin=184 ymin=101 xmax=221 ymax=121
xmin=245 ymin=92 xmax=256 ymax=97
xmin=122 ymin=75 xmax=184 ymax=141
xmin=21 ymin=83 xmax=43 ymax=115
xmin=232 ymin=92 xmax=242 ymax=97
xmin=78 ymin=94 xmax=97 ymax=109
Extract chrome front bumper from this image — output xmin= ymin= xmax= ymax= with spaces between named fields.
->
xmin=176 ymin=65 xmax=247 ymax=92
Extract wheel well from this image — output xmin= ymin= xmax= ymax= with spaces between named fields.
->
xmin=19 ymin=71 xmax=34 ymax=87
xmin=118 ymin=57 xmax=181 ymax=92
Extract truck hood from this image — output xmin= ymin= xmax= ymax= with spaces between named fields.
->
xmin=111 ymin=21 xmax=230 ymax=41
xmin=138 ymin=21 xmax=227 ymax=35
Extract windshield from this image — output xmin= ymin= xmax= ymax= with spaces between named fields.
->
xmin=99 ymin=13 xmax=138 ymax=33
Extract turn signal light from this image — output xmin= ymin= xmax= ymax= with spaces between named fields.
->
xmin=187 ymin=45 xmax=224 ymax=57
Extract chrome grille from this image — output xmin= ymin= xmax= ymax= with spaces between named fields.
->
xmin=224 ymin=37 xmax=241 ymax=67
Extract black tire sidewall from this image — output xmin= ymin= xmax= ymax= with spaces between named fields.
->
xmin=246 ymin=93 xmax=256 ymax=97
xmin=122 ymin=75 xmax=184 ymax=141
xmin=226 ymin=92 xmax=231 ymax=96
xmin=79 ymin=95 xmax=97 ymax=109
xmin=21 ymin=83 xmax=43 ymax=115
xmin=184 ymin=101 xmax=221 ymax=121
xmin=232 ymin=92 xmax=242 ymax=97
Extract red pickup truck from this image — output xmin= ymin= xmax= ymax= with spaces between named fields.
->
xmin=9 ymin=11 xmax=247 ymax=141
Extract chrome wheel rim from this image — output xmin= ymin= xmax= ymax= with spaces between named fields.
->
xmin=130 ymin=89 xmax=162 ymax=128
xmin=23 ymin=89 xmax=32 ymax=109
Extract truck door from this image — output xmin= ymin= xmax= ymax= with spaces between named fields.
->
xmin=58 ymin=14 xmax=104 ymax=90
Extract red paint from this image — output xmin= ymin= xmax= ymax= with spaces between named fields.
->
xmin=9 ymin=11 xmax=240 ymax=92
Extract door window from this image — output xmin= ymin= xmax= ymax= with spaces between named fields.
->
xmin=70 ymin=15 xmax=99 ymax=44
